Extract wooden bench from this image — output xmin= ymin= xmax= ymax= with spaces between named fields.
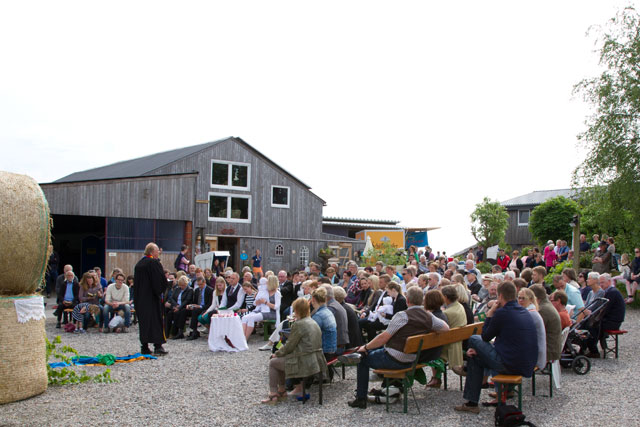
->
xmin=492 ymin=374 xmax=522 ymax=410
xmin=602 ymin=329 xmax=627 ymax=359
xmin=372 ymin=322 xmax=484 ymax=414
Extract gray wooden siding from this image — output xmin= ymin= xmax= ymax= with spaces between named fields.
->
xmin=41 ymin=175 xmax=196 ymax=221
xmin=505 ymin=207 xmax=534 ymax=248
xmin=149 ymin=139 xmax=325 ymax=239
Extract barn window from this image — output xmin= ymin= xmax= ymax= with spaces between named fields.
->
xmin=271 ymin=186 xmax=290 ymax=208
xmin=211 ymin=160 xmax=250 ymax=191
xmin=275 ymin=244 xmax=284 ymax=257
xmin=518 ymin=210 xmax=530 ymax=226
xmin=299 ymin=246 xmax=309 ymax=267
xmin=208 ymin=193 xmax=251 ymax=223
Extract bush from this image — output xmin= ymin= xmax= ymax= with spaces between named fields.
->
xmin=477 ymin=262 xmax=493 ymax=274
xmin=544 ymin=261 xmax=570 ymax=288
xmin=579 ymin=253 xmax=593 ymax=269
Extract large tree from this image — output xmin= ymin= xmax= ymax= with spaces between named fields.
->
xmin=470 ymin=197 xmax=509 ymax=250
xmin=529 ymin=196 xmax=580 ymax=246
xmin=573 ymin=6 xmax=640 ymax=251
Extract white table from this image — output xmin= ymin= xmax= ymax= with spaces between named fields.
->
xmin=208 ymin=315 xmax=248 ymax=352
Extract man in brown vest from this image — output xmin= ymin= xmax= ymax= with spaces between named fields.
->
xmin=342 ymin=286 xmax=449 ymax=409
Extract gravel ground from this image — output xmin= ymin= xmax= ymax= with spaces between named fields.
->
xmin=1 ymin=298 xmax=637 ymax=426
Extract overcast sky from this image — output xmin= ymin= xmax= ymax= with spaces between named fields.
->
xmin=0 ymin=1 xmax=629 ymax=254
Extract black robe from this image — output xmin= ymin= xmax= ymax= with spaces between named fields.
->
xmin=133 ymin=256 xmax=167 ymax=346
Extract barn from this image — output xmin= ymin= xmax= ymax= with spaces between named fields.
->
xmin=40 ymin=137 xmax=363 ymax=276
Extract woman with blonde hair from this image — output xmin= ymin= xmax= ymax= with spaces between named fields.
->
xmin=242 ymin=275 xmax=281 ymax=339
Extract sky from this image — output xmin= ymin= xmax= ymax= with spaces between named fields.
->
xmin=0 ymin=1 xmax=632 ymax=254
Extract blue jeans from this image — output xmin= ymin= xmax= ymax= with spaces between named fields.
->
xmin=356 ymin=348 xmax=411 ymax=399
xmin=102 ymin=304 xmax=131 ymax=327
xmin=463 ymin=335 xmax=506 ymax=404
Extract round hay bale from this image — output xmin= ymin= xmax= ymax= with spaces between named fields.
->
xmin=0 ymin=297 xmax=47 ymax=404
xmin=0 ymin=171 xmax=51 ymax=295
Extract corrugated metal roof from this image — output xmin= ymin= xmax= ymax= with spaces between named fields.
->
xmin=322 ymin=221 xmax=403 ymax=230
xmin=501 ymin=189 xmax=576 ymax=207
xmin=55 ymin=138 xmax=228 ymax=183
xmin=52 ymin=137 xmax=318 ymax=199
xmin=322 ymin=216 xmax=400 ymax=225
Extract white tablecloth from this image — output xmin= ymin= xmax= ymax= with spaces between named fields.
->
xmin=208 ymin=316 xmax=248 ymax=352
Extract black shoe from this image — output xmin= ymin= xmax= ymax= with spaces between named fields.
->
xmin=56 ymin=323 xmax=61 ymax=329
xmin=338 ymin=353 xmax=362 ymax=365
xmin=586 ymin=351 xmax=601 ymax=359
xmin=141 ymin=346 xmax=152 ymax=355
xmin=171 ymin=333 xmax=185 ymax=340
xmin=153 ymin=346 xmax=168 ymax=356
xmin=186 ymin=333 xmax=199 ymax=341
xmin=348 ymin=398 xmax=367 ymax=409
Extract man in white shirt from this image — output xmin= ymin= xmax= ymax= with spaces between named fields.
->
xmin=102 ymin=273 xmax=131 ymax=333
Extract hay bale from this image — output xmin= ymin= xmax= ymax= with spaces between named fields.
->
xmin=0 ymin=297 xmax=47 ymax=404
xmin=0 ymin=171 xmax=51 ymax=295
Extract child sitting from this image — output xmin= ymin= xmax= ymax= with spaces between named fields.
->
xmin=108 ymin=309 xmax=126 ymax=333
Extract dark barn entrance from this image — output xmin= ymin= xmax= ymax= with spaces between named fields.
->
xmin=50 ymin=214 xmax=105 ymax=275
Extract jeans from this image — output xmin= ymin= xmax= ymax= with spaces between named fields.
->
xmin=102 ymin=304 xmax=131 ymax=327
xmin=356 ymin=348 xmax=411 ymax=399
xmin=463 ymin=335 xmax=507 ymax=404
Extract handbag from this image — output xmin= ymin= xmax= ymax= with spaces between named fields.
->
xmin=495 ymin=405 xmax=536 ymax=426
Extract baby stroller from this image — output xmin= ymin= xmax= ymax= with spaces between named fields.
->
xmin=560 ymin=297 xmax=609 ymax=375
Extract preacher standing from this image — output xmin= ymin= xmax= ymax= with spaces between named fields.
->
xmin=134 ymin=243 xmax=168 ymax=356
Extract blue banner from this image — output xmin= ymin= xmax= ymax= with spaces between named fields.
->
xmin=405 ymin=231 xmax=428 ymax=248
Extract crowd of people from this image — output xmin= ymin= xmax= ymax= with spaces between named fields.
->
xmin=48 ymin=238 xmax=634 ymax=412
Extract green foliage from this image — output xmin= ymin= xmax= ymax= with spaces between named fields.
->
xmin=579 ymin=252 xmax=593 ymax=269
xmin=529 ymin=196 xmax=580 ymax=246
xmin=477 ymin=261 xmax=493 ymax=274
xmin=578 ymin=187 xmax=638 ymax=254
xmin=360 ymin=242 xmax=407 ymax=267
xmin=573 ymin=6 xmax=640 ymax=253
xmin=520 ymin=246 xmax=532 ymax=256
xmin=543 ymin=261 xmax=570 ymax=286
xmin=46 ymin=336 xmax=115 ymax=386
xmin=470 ymin=197 xmax=509 ymax=249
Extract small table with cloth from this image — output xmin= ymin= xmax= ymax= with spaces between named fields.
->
xmin=208 ymin=313 xmax=248 ymax=352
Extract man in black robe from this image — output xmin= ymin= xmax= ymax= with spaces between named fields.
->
xmin=134 ymin=243 xmax=168 ymax=356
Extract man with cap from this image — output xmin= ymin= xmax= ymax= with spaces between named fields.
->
xmin=472 ymin=274 xmax=493 ymax=302
xmin=592 ymin=241 xmax=612 ymax=274
xmin=466 ymin=270 xmax=482 ymax=296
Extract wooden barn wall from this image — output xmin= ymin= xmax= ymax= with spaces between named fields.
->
xmin=504 ymin=208 xmax=534 ymax=249
xmin=41 ymin=175 xmax=196 ymax=221
xmin=105 ymin=250 xmax=177 ymax=278
xmin=150 ymin=139 xmax=325 ymax=239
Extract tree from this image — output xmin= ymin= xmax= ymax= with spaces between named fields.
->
xmin=470 ymin=197 xmax=509 ymax=250
xmin=529 ymin=196 xmax=580 ymax=245
xmin=573 ymin=6 xmax=640 ymax=250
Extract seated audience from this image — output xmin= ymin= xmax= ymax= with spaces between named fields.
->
xmin=310 ymin=287 xmax=337 ymax=359
xmin=583 ymin=273 xmax=626 ymax=358
xmin=165 ymin=276 xmax=193 ymax=339
xmin=55 ymin=269 xmax=79 ymax=328
xmin=345 ymin=287 xmax=449 ymax=409
xmin=530 ymin=284 xmax=562 ymax=363
xmin=242 ymin=275 xmax=281 ymax=339
xmin=186 ymin=276 xmax=214 ymax=341
xmin=518 ymin=287 xmax=547 ymax=370
xmin=262 ymin=298 xmax=327 ymax=404
xmin=102 ymin=273 xmax=132 ymax=333
xmin=454 ymin=282 xmax=537 ymax=413
xmin=550 ymin=290 xmax=572 ymax=330
xmin=322 ymin=284 xmax=349 ymax=351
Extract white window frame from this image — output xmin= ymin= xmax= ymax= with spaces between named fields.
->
xmin=207 ymin=192 xmax=252 ymax=223
xmin=518 ymin=210 xmax=530 ymax=226
xmin=210 ymin=160 xmax=251 ymax=191
xmin=275 ymin=244 xmax=284 ymax=257
xmin=271 ymin=185 xmax=290 ymax=209
xmin=299 ymin=246 xmax=309 ymax=267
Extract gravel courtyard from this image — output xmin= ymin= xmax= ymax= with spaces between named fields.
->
xmin=1 ymin=299 xmax=637 ymax=426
